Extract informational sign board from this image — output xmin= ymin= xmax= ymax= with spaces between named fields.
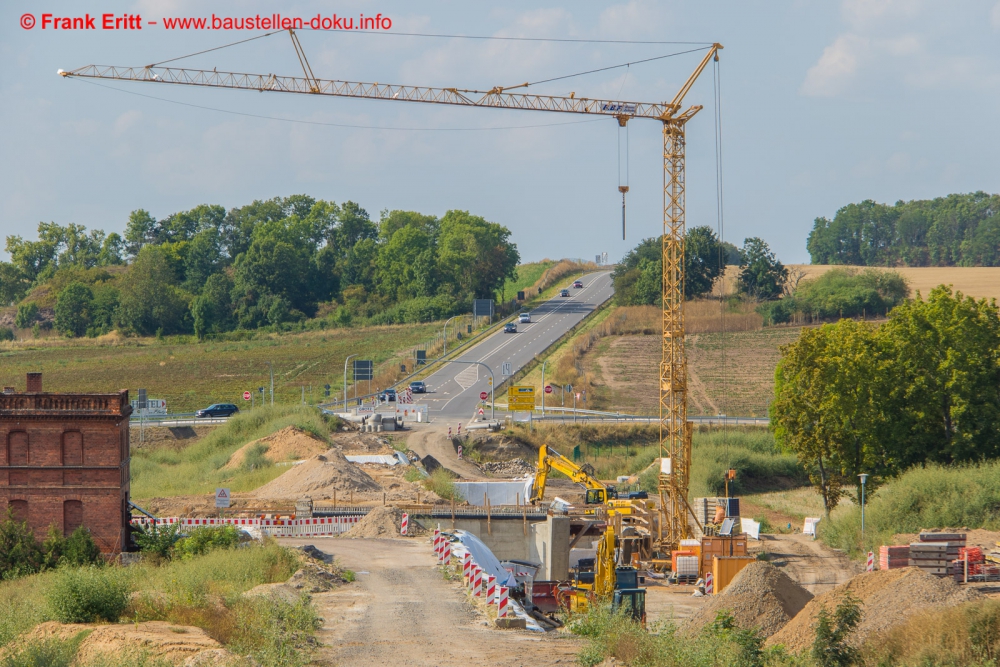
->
xmin=507 ymin=385 xmax=536 ymax=411
xmin=130 ymin=398 xmax=167 ymax=416
xmin=353 ymin=360 xmax=374 ymax=381
xmin=215 ymin=488 xmax=231 ymax=509
xmin=473 ymin=299 xmax=494 ymax=318
xmin=501 ymin=362 xmax=512 ymax=376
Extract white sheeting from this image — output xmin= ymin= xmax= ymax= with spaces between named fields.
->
xmin=453 ymin=530 xmax=517 ymax=588
xmin=454 ymin=477 xmax=534 ymax=506
xmin=742 ymin=518 xmax=761 ymax=540
xmin=344 ymin=453 xmax=409 ymax=466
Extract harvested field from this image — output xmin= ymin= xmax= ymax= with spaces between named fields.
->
xmin=767 ymin=567 xmax=982 ymax=653
xmin=343 ymin=505 xmax=424 ymax=538
xmin=224 ymin=425 xmax=330 ymax=470
xmin=585 ymin=327 xmax=803 ymax=416
xmin=789 ymin=264 xmax=1000 ymax=302
xmin=253 ymin=448 xmax=381 ymax=500
xmin=682 ymin=562 xmax=813 ymax=637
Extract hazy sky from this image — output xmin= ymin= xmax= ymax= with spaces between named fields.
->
xmin=3 ymin=1 xmax=999 ymax=264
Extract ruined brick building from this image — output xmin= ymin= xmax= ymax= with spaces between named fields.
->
xmin=0 ymin=373 xmax=132 ymax=554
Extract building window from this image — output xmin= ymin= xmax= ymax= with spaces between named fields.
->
xmin=64 ymin=500 xmax=83 ymax=536
xmin=8 ymin=432 xmax=28 ymax=465
xmin=62 ymin=432 xmax=83 ymax=466
xmin=9 ymin=500 xmax=28 ymax=523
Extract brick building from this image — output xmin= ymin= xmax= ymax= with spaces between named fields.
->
xmin=0 ymin=373 xmax=132 ymax=554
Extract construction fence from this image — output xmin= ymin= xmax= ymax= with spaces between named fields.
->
xmin=129 ymin=515 xmax=364 ymax=537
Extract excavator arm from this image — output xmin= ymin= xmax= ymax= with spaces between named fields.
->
xmin=530 ymin=444 xmax=608 ymax=504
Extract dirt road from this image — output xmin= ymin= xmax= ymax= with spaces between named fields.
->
xmin=406 ymin=424 xmax=484 ymax=479
xmin=279 ymin=537 xmax=581 ymax=667
xmin=761 ymin=533 xmax=861 ymax=595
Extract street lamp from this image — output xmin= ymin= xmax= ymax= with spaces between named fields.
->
xmin=266 ymin=361 xmax=274 ymax=406
xmin=443 ymin=316 xmax=460 ymax=356
xmin=858 ymin=473 xmax=868 ymax=546
xmin=541 ymin=361 xmax=547 ymax=416
xmin=344 ymin=354 xmax=358 ymax=408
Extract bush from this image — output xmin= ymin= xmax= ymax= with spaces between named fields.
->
xmin=62 ymin=527 xmax=103 ymax=567
xmin=173 ymin=525 xmax=241 ymax=560
xmin=47 ymin=566 xmax=131 ymax=623
xmin=134 ymin=523 xmax=181 ymax=559
xmin=812 ymin=595 xmax=861 ymax=667
xmin=14 ymin=302 xmax=38 ymax=329
xmin=0 ymin=508 xmax=44 ymax=580
xmin=0 ymin=633 xmax=88 ymax=667
xmin=0 ymin=327 xmax=13 ymax=342
xmin=241 ymin=443 xmax=272 ymax=472
xmin=422 ymin=467 xmax=458 ymax=500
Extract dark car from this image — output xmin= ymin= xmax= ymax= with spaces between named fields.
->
xmin=410 ymin=381 xmax=427 ymax=393
xmin=560 ymin=289 xmax=570 ymax=297
xmin=573 ymin=280 xmax=584 ymax=288
xmin=504 ymin=322 xmax=517 ymax=333
xmin=196 ymin=403 xmax=239 ymax=418
xmin=380 ymin=388 xmax=397 ymax=402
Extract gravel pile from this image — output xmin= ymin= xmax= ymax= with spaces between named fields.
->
xmin=682 ymin=562 xmax=813 ymax=637
xmin=252 ymin=448 xmax=380 ymax=500
xmin=480 ymin=459 xmax=534 ymax=477
xmin=767 ymin=566 xmax=982 ymax=653
xmin=343 ymin=505 xmax=425 ymax=538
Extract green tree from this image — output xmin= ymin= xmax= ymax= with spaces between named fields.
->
xmin=54 ymin=282 xmax=94 ymax=337
xmin=116 ymin=246 xmax=190 ymax=335
xmin=738 ymin=237 xmax=787 ymax=300
xmin=124 ymin=209 xmax=157 ymax=257
xmin=0 ymin=262 xmax=30 ymax=306
xmin=87 ymin=285 xmax=120 ymax=336
xmin=612 ymin=227 xmax=726 ymax=304
xmin=98 ymin=232 xmax=125 ymax=266
xmin=0 ymin=507 xmax=44 ymax=579
xmin=14 ymin=302 xmax=39 ymax=329
xmin=811 ymin=595 xmax=862 ymax=667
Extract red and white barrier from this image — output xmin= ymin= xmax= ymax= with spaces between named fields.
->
xmin=866 ymin=551 xmax=875 ymax=571
xmin=463 ymin=554 xmax=472 ymax=582
xmin=496 ymin=586 xmax=509 ymax=618
xmin=474 ymin=567 xmax=483 ymax=596
xmin=400 ymin=513 xmax=409 ymax=536
xmin=485 ymin=575 xmax=496 ymax=604
xmin=442 ymin=542 xmax=451 ymax=564
xmin=705 ymin=572 xmax=714 ymax=595
xmin=129 ymin=515 xmax=362 ymax=537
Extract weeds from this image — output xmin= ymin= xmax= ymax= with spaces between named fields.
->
xmin=47 ymin=567 xmax=132 ymax=623
xmin=422 ymin=468 xmax=458 ymax=500
xmin=0 ymin=632 xmax=89 ymax=667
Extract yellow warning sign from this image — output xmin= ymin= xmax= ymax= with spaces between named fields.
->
xmin=507 ymin=385 xmax=536 ymax=411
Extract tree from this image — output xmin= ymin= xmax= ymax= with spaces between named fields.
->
xmin=116 ymin=246 xmax=190 ymax=335
xmin=124 ymin=209 xmax=157 ymax=257
xmin=738 ymin=237 xmax=788 ymax=300
xmin=87 ymin=285 xmax=120 ymax=336
xmin=14 ymin=302 xmax=39 ymax=329
xmin=54 ymin=282 xmax=94 ymax=337
xmin=685 ymin=226 xmax=726 ymax=297
xmin=811 ymin=595 xmax=861 ymax=667
xmin=0 ymin=262 xmax=30 ymax=306
xmin=612 ymin=228 xmax=726 ymax=305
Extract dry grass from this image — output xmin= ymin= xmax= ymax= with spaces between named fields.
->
xmin=790 ymin=264 xmax=1000 ymax=302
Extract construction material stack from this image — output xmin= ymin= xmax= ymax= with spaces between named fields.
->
xmin=910 ymin=532 xmax=966 ymax=577
xmin=879 ymin=545 xmax=909 ymax=570
xmin=952 ymin=546 xmax=999 ymax=582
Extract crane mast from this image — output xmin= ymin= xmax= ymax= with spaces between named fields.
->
xmin=60 ymin=34 xmax=723 ymax=555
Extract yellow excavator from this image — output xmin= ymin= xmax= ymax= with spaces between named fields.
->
xmin=563 ymin=525 xmax=647 ymax=623
xmin=530 ymin=444 xmax=648 ymax=514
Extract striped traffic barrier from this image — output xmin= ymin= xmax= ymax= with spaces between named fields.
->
xmin=463 ymin=554 xmax=472 ymax=583
xmin=474 ymin=567 xmax=483 ymax=597
xmin=485 ymin=575 xmax=496 ymax=604
xmin=866 ymin=551 xmax=874 ymax=571
xmin=442 ymin=542 xmax=451 ymax=564
xmin=400 ymin=512 xmax=409 ymax=535
xmin=705 ymin=572 xmax=714 ymax=595
xmin=496 ymin=586 xmax=509 ymax=618
xmin=432 ymin=528 xmax=441 ymax=556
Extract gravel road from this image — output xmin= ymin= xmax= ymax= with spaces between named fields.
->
xmin=761 ymin=532 xmax=861 ymax=594
xmin=279 ymin=537 xmax=581 ymax=666
xmin=405 ymin=424 xmax=485 ymax=479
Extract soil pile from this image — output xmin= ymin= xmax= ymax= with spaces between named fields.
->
xmin=13 ymin=621 xmax=237 ymax=665
xmin=767 ymin=566 xmax=982 ymax=653
xmin=480 ymin=458 xmax=534 ymax=477
xmin=252 ymin=448 xmax=380 ymax=500
xmin=682 ymin=562 xmax=813 ymax=637
xmin=224 ymin=426 xmax=330 ymax=470
xmin=343 ymin=505 xmax=425 ymax=538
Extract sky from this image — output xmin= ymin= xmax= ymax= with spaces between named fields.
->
xmin=2 ymin=1 xmax=999 ymax=265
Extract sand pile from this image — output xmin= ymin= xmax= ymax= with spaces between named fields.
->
xmin=767 ymin=566 xmax=982 ymax=653
xmin=224 ymin=426 xmax=330 ymax=470
xmin=343 ymin=505 xmax=424 ymax=538
xmin=11 ymin=621 xmax=237 ymax=665
xmin=253 ymin=448 xmax=380 ymax=500
xmin=682 ymin=562 xmax=813 ymax=637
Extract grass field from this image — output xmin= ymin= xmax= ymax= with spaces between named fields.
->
xmin=501 ymin=260 xmax=558 ymax=300
xmin=0 ymin=322 xmax=442 ymax=412
xmin=130 ymin=405 xmax=334 ymax=499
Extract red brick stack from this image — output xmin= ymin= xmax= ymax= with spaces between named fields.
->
xmin=879 ymin=545 xmax=910 ymax=570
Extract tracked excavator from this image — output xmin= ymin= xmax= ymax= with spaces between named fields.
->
xmin=562 ymin=525 xmax=647 ymax=623
xmin=529 ymin=444 xmax=648 ymax=514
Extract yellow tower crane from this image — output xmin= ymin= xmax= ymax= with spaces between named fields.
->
xmin=60 ymin=32 xmax=722 ymax=555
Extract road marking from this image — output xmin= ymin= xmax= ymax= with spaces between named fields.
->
xmin=455 ymin=365 xmax=478 ymax=389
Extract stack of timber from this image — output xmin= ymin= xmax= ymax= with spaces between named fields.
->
xmin=910 ymin=533 xmax=966 ymax=577
xmin=879 ymin=545 xmax=910 ymax=570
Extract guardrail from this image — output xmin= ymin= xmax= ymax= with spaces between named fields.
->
xmin=130 ymin=413 xmax=230 ymax=426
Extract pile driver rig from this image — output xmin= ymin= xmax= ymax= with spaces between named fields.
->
xmin=60 ymin=32 xmax=723 ymax=555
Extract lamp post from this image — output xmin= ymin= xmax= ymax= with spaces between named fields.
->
xmin=541 ymin=361 xmax=546 ymax=416
xmin=266 ymin=361 xmax=274 ymax=406
xmin=344 ymin=354 xmax=358 ymax=408
xmin=443 ymin=316 xmax=460 ymax=356
xmin=859 ymin=473 xmax=868 ymax=547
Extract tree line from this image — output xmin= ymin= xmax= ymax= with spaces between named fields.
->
xmin=0 ymin=196 xmax=520 ymax=338
xmin=807 ymin=191 xmax=1000 ymax=267
xmin=612 ymin=228 xmax=788 ymax=304
xmin=770 ymin=287 xmax=1000 ymax=516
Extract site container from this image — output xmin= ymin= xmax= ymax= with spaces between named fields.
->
xmin=712 ymin=556 xmax=756 ymax=594
xmin=701 ymin=535 xmax=747 ymax=575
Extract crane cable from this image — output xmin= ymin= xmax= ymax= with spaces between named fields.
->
xmin=713 ymin=51 xmax=731 ymax=464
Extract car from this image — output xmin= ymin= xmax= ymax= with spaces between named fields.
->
xmin=560 ymin=289 xmax=570 ymax=297
xmin=196 ymin=403 xmax=239 ymax=418
xmin=519 ymin=312 xmax=531 ymax=323
xmin=380 ymin=388 xmax=397 ymax=402
xmin=409 ymin=381 xmax=427 ymax=393
xmin=504 ymin=322 xmax=518 ymax=333
xmin=573 ymin=280 xmax=584 ymax=288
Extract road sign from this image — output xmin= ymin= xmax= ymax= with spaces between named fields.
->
xmin=242 ymin=391 xmax=251 ymax=401
xmin=544 ymin=385 xmax=553 ymax=394
xmin=215 ymin=488 xmax=231 ymax=509
xmin=508 ymin=385 xmax=536 ymax=411
xmin=353 ymin=360 xmax=374 ymax=381
xmin=480 ymin=391 xmax=489 ymax=400
xmin=564 ymin=384 xmax=573 ymax=393
xmin=502 ymin=362 xmax=512 ymax=376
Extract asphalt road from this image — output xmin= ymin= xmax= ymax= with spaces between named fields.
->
xmin=416 ymin=270 xmax=613 ymax=422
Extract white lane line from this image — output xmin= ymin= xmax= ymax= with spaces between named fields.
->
xmin=455 ymin=365 xmax=478 ymax=389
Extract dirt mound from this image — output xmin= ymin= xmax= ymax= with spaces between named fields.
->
xmin=480 ymin=458 xmax=535 ymax=477
xmin=343 ymin=505 xmax=424 ymax=538
xmin=682 ymin=562 xmax=813 ymax=637
xmin=252 ymin=448 xmax=380 ymax=500
xmin=14 ymin=621 xmax=237 ymax=665
xmin=224 ymin=426 xmax=329 ymax=470
xmin=767 ymin=566 xmax=982 ymax=653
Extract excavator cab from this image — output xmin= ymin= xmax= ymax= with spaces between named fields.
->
xmin=585 ymin=489 xmax=608 ymax=505
xmin=613 ymin=588 xmax=647 ymax=625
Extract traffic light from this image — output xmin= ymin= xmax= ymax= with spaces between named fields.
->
xmin=324 ymin=384 xmax=331 ymax=397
